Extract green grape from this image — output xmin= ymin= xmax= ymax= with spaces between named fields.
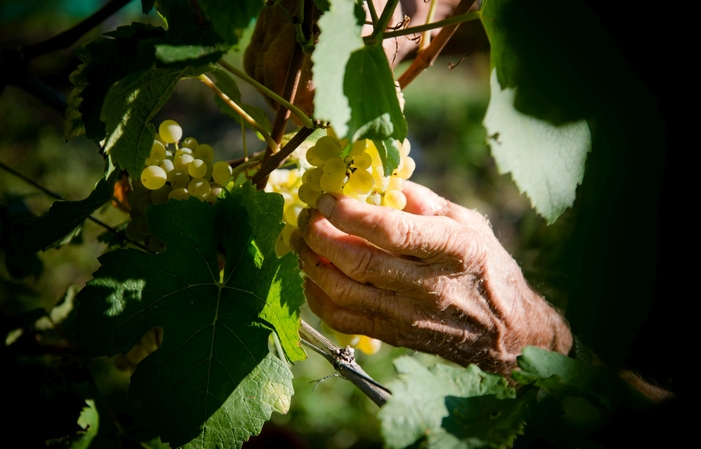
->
xmin=302 ymin=167 xmax=323 ymax=192
xmin=383 ymin=189 xmax=407 ymax=210
xmin=188 ymin=159 xmax=207 ymax=178
xmin=141 ymin=165 xmax=167 ymax=190
xmin=275 ymin=224 xmax=296 ymax=258
xmin=175 ymin=148 xmax=193 ymax=157
xmin=154 ymin=133 xmax=167 ymax=146
xmin=387 ymin=175 xmax=404 ymax=192
xmin=160 ymin=159 xmax=175 ymax=180
xmin=182 ymin=137 xmax=199 ymax=150
xmin=174 ymin=153 xmax=194 ymax=169
xmin=396 ymin=156 xmax=416 ymax=179
xmin=349 ymin=169 xmax=374 ymax=194
xmin=320 ymin=173 xmax=344 ymax=193
xmin=168 ymin=188 xmax=190 ymax=201
xmin=352 ymin=152 xmax=372 ymax=170
xmin=212 ymin=161 xmax=232 ymax=185
xmin=350 ymin=140 xmax=367 ymax=156
xmin=188 ymin=178 xmax=210 ymax=200
xmin=298 ymin=183 xmax=322 ymax=208
xmin=306 ymin=146 xmax=324 ymax=166
xmin=151 ymin=141 xmax=166 ymax=160
xmin=194 ymin=144 xmax=214 ymax=162
xmin=206 ymin=184 xmax=223 ymax=204
xmin=158 ymin=120 xmax=183 ymax=143
xmin=314 ymin=136 xmax=342 ymax=161
xmin=170 ymin=171 xmax=190 ymax=189
xmin=323 ymin=157 xmax=347 ymax=181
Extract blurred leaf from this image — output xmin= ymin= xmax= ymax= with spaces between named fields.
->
xmin=513 ymin=347 xmax=654 ymax=411
xmin=344 ymin=45 xmax=407 ymax=142
xmin=9 ymin=177 xmax=111 ymax=253
xmin=1 ymin=308 xmax=46 ymax=344
xmin=76 ymin=183 xmax=304 ymax=447
xmin=48 ymin=399 xmax=99 ymax=449
xmin=379 ymin=357 xmax=514 ymax=449
xmin=483 ymin=70 xmax=590 ymax=223
xmin=312 ymin=0 xmax=364 ymax=137
xmin=101 ymin=64 xmax=209 ymax=177
xmin=198 ymin=0 xmax=263 ymax=45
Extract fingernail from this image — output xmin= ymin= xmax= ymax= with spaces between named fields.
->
xmin=290 ymin=230 xmax=303 ymax=251
xmin=297 ymin=208 xmax=311 ymax=233
xmin=316 ymin=194 xmax=337 ymax=218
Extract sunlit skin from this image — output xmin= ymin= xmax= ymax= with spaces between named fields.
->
xmin=291 ymin=181 xmax=573 ymax=375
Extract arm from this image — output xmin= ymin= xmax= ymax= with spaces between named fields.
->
xmin=291 ymin=181 xmax=572 ymax=376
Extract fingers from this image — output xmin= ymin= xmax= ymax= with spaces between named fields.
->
xmin=292 ymin=231 xmax=404 ymax=318
xmin=303 ymin=278 xmax=391 ymax=341
xmin=315 ymin=193 xmax=463 ymax=261
xmin=402 ymin=181 xmax=488 ymax=228
xmin=299 ymin=211 xmax=429 ymax=290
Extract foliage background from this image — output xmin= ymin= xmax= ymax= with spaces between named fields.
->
xmin=0 ymin=0 xmax=690 ymax=447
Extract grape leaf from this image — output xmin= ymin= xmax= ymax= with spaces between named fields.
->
xmin=483 ymin=70 xmax=590 ymax=224
xmin=312 ymin=0 xmax=364 ymax=138
xmin=379 ymin=357 xmax=514 ymax=449
xmin=344 ymin=45 xmax=407 ymax=143
xmin=64 ymin=62 xmax=87 ymax=141
xmin=69 ymin=24 xmax=165 ymax=141
xmin=441 ymin=390 xmax=535 ymax=449
xmin=75 ymin=183 xmax=304 ymax=447
xmin=513 ymin=346 xmax=654 ymax=411
xmin=198 ymin=0 xmax=263 ymax=45
xmin=9 ymin=176 xmax=111 ymax=253
xmin=101 ymin=64 xmax=209 ymax=178
xmin=372 ymin=138 xmax=401 ymax=177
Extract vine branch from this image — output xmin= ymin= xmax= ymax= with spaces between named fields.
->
xmin=217 ymin=60 xmax=314 ymax=129
xmin=0 ymin=161 xmax=150 ymax=252
xmin=198 ymin=74 xmax=280 ymax=153
xmin=251 ymin=127 xmax=315 ymax=185
xmin=299 ymin=320 xmax=391 ymax=407
xmin=397 ymin=0 xmax=478 ymax=89
xmin=21 ymin=0 xmax=133 ymax=60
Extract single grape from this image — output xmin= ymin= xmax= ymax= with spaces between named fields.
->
xmin=384 ymin=189 xmax=407 ymax=210
xmin=320 ymin=173 xmax=344 ymax=193
xmin=302 ymin=167 xmax=324 ymax=192
xmin=206 ymin=184 xmax=223 ymax=204
xmin=212 ymin=161 xmax=233 ymax=185
xmin=182 ymin=137 xmax=199 ymax=150
xmin=170 ymin=171 xmax=190 ymax=189
xmin=350 ymin=140 xmax=367 ymax=156
xmin=352 ymin=152 xmax=372 ymax=170
xmin=160 ymin=159 xmax=175 ymax=180
xmin=188 ymin=159 xmax=207 ymax=178
xmin=188 ymin=178 xmax=210 ymax=200
xmin=298 ymin=183 xmax=322 ymax=208
xmin=314 ymin=136 xmax=342 ymax=161
xmin=158 ymin=120 xmax=183 ymax=143
xmin=306 ymin=146 xmax=324 ymax=166
xmin=194 ymin=144 xmax=214 ymax=162
xmin=323 ymin=157 xmax=347 ymax=181
xmin=151 ymin=141 xmax=166 ymax=161
xmin=349 ymin=169 xmax=374 ymax=194
xmin=174 ymin=153 xmax=194 ymax=169
xmin=397 ymin=156 xmax=416 ymax=179
xmin=168 ymin=188 xmax=190 ymax=201
xmin=175 ymin=148 xmax=193 ymax=157
xmin=141 ymin=165 xmax=167 ymax=190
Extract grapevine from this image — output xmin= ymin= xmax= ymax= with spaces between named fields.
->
xmin=0 ymin=0 xmax=676 ymax=448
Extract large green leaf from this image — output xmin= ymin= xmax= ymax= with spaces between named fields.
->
xmin=312 ymin=0 xmax=364 ymax=138
xmin=379 ymin=357 xmax=514 ymax=449
xmin=198 ymin=0 xmax=263 ymax=45
xmin=101 ymin=64 xmax=209 ymax=178
xmin=483 ymin=70 xmax=590 ymax=223
xmin=344 ymin=45 xmax=407 ymax=142
xmin=513 ymin=347 xmax=653 ymax=411
xmin=9 ymin=176 xmax=111 ymax=253
xmin=75 ymin=183 xmax=305 ymax=447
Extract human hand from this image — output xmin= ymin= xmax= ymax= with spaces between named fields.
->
xmin=291 ymin=181 xmax=573 ymax=375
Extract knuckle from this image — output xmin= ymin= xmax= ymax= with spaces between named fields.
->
xmin=346 ymin=248 xmax=376 ymax=282
xmin=445 ymin=228 xmax=489 ymax=273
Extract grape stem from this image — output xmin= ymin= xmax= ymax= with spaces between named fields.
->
xmin=373 ymin=0 xmax=401 ymax=41
xmin=217 ymin=60 xmax=314 ymax=129
xmin=251 ymin=127 xmax=315 ymax=185
xmin=420 ymin=0 xmax=440 ymax=51
xmin=397 ymin=0 xmax=478 ymax=89
xmin=0 ymin=161 xmax=151 ymax=253
xmin=299 ymin=320 xmax=391 ymax=407
xmin=198 ymin=74 xmax=280 ymax=153
xmin=364 ymin=10 xmax=481 ymax=44
xmin=366 ymin=0 xmax=380 ymax=27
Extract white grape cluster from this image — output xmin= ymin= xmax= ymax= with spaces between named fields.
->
xmin=125 ymin=120 xmax=233 ymax=251
xmin=298 ymin=134 xmax=415 ymax=211
xmin=263 ymin=168 xmax=307 ymax=258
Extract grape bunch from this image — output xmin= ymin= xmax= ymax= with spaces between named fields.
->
xmin=298 ymin=134 xmax=415 ymax=210
xmin=125 ymin=120 xmax=233 ymax=251
xmin=262 ymin=168 xmax=307 ymax=258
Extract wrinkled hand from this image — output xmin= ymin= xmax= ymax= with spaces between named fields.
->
xmin=291 ymin=182 xmax=572 ymax=375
